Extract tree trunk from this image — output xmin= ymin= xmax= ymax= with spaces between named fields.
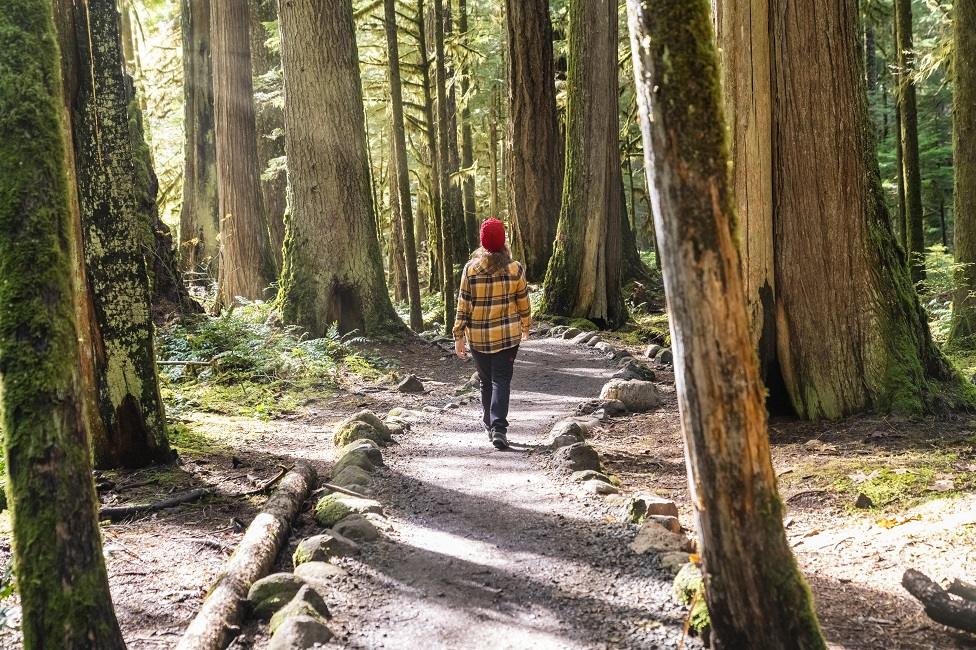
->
xmin=417 ymin=0 xmax=443 ymax=297
xmin=950 ymin=0 xmax=976 ymax=342
xmin=619 ymin=176 xmax=651 ymax=284
xmin=770 ymin=0 xmax=963 ymax=417
xmin=896 ymin=102 xmax=908 ymax=252
xmin=538 ymin=0 xmax=625 ymax=329
xmin=488 ymin=96 xmax=500 ymax=218
xmin=211 ymin=0 xmax=275 ymax=307
xmin=626 ymin=2 xmax=827 ymax=647
xmin=250 ymin=0 xmax=287 ymax=271
xmin=433 ymin=0 xmax=457 ymax=332
xmin=385 ymin=0 xmax=424 ymax=330
xmin=440 ymin=3 xmax=468 ymax=265
xmin=389 ymin=143 xmax=409 ymax=304
xmin=0 ymin=2 xmax=126 ymax=645
xmin=276 ymin=0 xmax=401 ymax=335
xmin=713 ymin=0 xmax=778 ymax=386
xmin=505 ymin=0 xmax=562 ymax=281
xmin=65 ymin=0 xmax=171 ymax=468
xmin=179 ymin=0 xmax=220 ymax=276
xmin=457 ymin=0 xmax=479 ymax=250
xmin=896 ymin=0 xmax=926 ymax=283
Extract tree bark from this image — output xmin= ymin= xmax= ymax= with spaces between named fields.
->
xmin=0 ymin=2 xmax=126 ymax=645
xmin=505 ymin=0 xmax=562 ymax=281
xmin=896 ymin=0 xmax=926 ymax=283
xmin=626 ymin=2 xmax=827 ymax=648
xmin=65 ymin=0 xmax=172 ymax=469
xmin=950 ymin=0 xmax=976 ymax=342
xmin=416 ymin=0 xmax=443 ymax=296
xmin=442 ymin=4 xmax=467 ymax=264
xmin=179 ymin=0 xmax=220 ymax=276
xmin=457 ymin=0 xmax=479 ymax=250
xmin=539 ymin=0 xmax=625 ymax=329
xmin=276 ymin=0 xmax=402 ymax=335
xmin=385 ymin=0 xmax=424 ymax=330
xmin=433 ymin=0 xmax=457 ymax=332
xmin=211 ymin=0 xmax=275 ymax=307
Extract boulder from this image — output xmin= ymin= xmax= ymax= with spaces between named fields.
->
xmin=571 ymin=331 xmax=598 ymax=345
xmin=332 ymin=514 xmax=380 ymax=542
xmin=293 ymin=532 xmax=360 ymax=566
xmin=576 ymin=399 xmax=627 ymax=417
xmin=397 ymin=374 xmax=425 ymax=393
xmin=332 ymin=449 xmax=379 ymax=477
xmin=269 ymin=585 xmax=331 ymax=633
xmin=585 ymin=336 xmax=603 ymax=347
xmin=338 ymin=439 xmax=384 ymax=466
xmin=546 ymin=419 xmax=585 ymax=447
xmin=612 ymin=360 xmax=656 ymax=382
xmin=332 ymin=420 xmax=388 ymax=448
xmin=644 ymin=344 xmax=662 ymax=359
xmin=599 ymin=379 xmax=660 ymax=412
xmin=655 ymin=347 xmax=674 ymax=365
xmin=268 ymin=615 xmax=334 ymax=650
xmin=294 ymin=561 xmax=348 ymax=585
xmin=572 ymin=470 xmax=612 ymax=484
xmin=314 ymin=493 xmax=383 ymax=527
xmin=552 ymin=443 xmax=602 ymax=473
xmin=624 ymin=493 xmax=680 ymax=522
xmin=337 ymin=411 xmax=393 ymax=440
xmin=646 ymin=515 xmax=682 ymax=534
xmin=548 ymin=326 xmax=570 ymax=338
xmin=561 ymin=327 xmax=582 ymax=340
xmin=582 ymin=479 xmax=619 ymax=495
xmin=594 ymin=342 xmax=614 ymax=354
xmin=247 ymin=573 xmax=306 ymax=619
xmin=630 ymin=522 xmax=693 ymax=554
xmin=659 ymin=552 xmax=691 ymax=576
xmin=330 ymin=465 xmax=372 ymax=490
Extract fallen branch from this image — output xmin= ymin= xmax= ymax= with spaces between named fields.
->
xmin=176 ymin=461 xmax=317 ymax=650
xmin=99 ymin=488 xmax=212 ymax=522
xmin=949 ymin=579 xmax=976 ymax=603
xmin=318 ymin=482 xmax=370 ymax=500
xmin=235 ymin=465 xmax=290 ymax=497
xmin=902 ymin=569 xmax=976 ymax=634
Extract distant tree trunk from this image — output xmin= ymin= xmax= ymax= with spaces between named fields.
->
xmin=250 ymin=0 xmax=287 ymax=270
xmin=276 ymin=0 xmax=401 ymax=335
xmin=389 ymin=162 xmax=409 ymax=304
xmin=417 ymin=0 xmax=443 ymax=296
xmin=65 ymin=0 xmax=171 ymax=468
xmin=488 ymin=96 xmax=500 ymax=217
xmin=432 ymin=0 xmax=457 ymax=332
xmin=865 ymin=24 xmax=877 ymax=93
xmin=619 ymin=176 xmax=651 ymax=284
xmin=896 ymin=0 xmax=926 ymax=282
xmin=179 ymin=0 xmax=220 ymax=275
xmin=713 ymin=0 xmax=778 ymax=387
xmin=770 ymin=0 xmax=963 ymax=417
xmin=385 ymin=0 xmax=424 ymax=330
xmin=950 ymin=0 xmax=976 ymax=342
xmin=539 ymin=0 xmax=625 ymax=329
xmin=896 ymin=105 xmax=908 ymax=251
xmin=441 ymin=3 xmax=467 ymax=264
xmin=627 ymin=5 xmax=826 ymax=648
xmin=458 ymin=0 xmax=479 ymax=250
xmin=0 ymin=1 xmax=126 ymax=646
xmin=211 ymin=0 xmax=275 ymax=307
xmin=505 ymin=0 xmax=562 ymax=281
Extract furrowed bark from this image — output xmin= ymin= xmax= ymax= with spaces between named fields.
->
xmin=896 ymin=0 xmax=926 ymax=283
xmin=432 ymin=0 xmax=457 ymax=332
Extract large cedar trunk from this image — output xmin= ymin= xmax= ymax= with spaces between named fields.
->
xmin=179 ymin=0 xmax=220 ymax=276
xmin=0 ymin=2 xmax=126 ymax=646
xmin=896 ymin=0 xmax=926 ymax=282
xmin=64 ymin=0 xmax=171 ymax=469
xmin=432 ymin=0 xmax=457 ymax=331
xmin=250 ymin=0 xmax=287 ymax=270
xmin=276 ymin=0 xmax=401 ymax=335
xmin=505 ymin=0 xmax=562 ymax=281
xmin=950 ymin=0 xmax=976 ymax=341
xmin=539 ymin=0 xmax=625 ymax=329
xmin=211 ymin=0 xmax=275 ymax=306
xmin=626 ymin=2 xmax=826 ymax=647
xmin=385 ymin=0 xmax=424 ymax=330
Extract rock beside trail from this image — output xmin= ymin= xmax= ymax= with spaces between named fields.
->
xmin=646 ymin=515 xmax=682 ymax=534
xmin=576 ymin=399 xmax=627 ymax=417
xmin=293 ymin=532 xmax=360 ymax=565
xmin=332 ymin=514 xmax=380 ymax=542
xmin=561 ymin=327 xmax=582 ymax=339
xmin=294 ymin=561 xmax=348 ymax=585
xmin=571 ymin=331 xmax=598 ymax=345
xmin=397 ymin=374 xmax=425 ymax=393
xmin=585 ymin=336 xmax=602 ymax=347
xmin=572 ymin=469 xmax=612 ymax=484
xmin=644 ymin=344 xmax=662 ymax=359
xmin=548 ymin=326 xmax=570 ymax=338
xmin=332 ymin=442 xmax=383 ymax=477
xmin=553 ymin=443 xmax=602 ymax=473
xmin=546 ymin=419 xmax=586 ymax=448
xmin=268 ymin=614 xmax=334 ymax=650
xmin=612 ymin=360 xmax=656 ymax=382
xmin=659 ymin=551 xmax=692 ymax=575
xmin=330 ymin=465 xmax=372 ymax=491
xmin=623 ymin=494 xmax=680 ymax=523
xmin=655 ymin=347 xmax=674 ymax=365
xmin=247 ymin=573 xmax=306 ymax=619
xmin=582 ymin=479 xmax=619 ymax=495
xmin=630 ymin=522 xmax=693 ymax=554
xmin=333 ymin=420 xmax=390 ymax=448
xmin=599 ymin=379 xmax=660 ymax=412
xmin=313 ymin=493 xmax=383 ymax=527
xmin=269 ymin=585 xmax=331 ymax=634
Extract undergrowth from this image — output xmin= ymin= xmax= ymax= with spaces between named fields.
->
xmin=156 ymin=302 xmax=386 ymax=418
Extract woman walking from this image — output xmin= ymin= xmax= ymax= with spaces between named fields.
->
xmin=453 ymin=218 xmax=532 ymax=450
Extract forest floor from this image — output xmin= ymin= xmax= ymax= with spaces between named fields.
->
xmin=0 ymin=329 xmax=974 ymax=649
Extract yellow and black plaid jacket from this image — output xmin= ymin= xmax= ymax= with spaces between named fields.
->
xmin=452 ymin=257 xmax=532 ymax=353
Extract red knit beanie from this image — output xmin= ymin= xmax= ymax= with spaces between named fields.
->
xmin=480 ymin=218 xmax=506 ymax=253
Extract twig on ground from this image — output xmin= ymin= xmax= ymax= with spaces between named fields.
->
xmin=99 ymin=488 xmax=212 ymax=522
xmin=316 ymin=482 xmax=371 ymax=500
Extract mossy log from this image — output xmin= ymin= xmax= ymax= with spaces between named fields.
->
xmin=176 ymin=461 xmax=317 ymax=650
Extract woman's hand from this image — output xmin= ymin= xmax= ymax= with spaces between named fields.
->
xmin=455 ymin=337 xmax=467 ymax=359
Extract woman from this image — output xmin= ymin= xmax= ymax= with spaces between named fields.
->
xmin=453 ymin=218 xmax=531 ymax=450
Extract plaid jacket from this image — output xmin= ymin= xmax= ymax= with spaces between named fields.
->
xmin=452 ymin=257 xmax=532 ymax=353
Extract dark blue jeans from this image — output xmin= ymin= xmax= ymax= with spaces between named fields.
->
xmin=470 ymin=345 xmax=519 ymax=434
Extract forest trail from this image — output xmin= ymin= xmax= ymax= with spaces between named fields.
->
xmin=323 ymin=337 xmax=694 ymax=649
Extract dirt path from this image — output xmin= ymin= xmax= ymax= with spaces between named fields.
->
xmin=317 ymin=337 xmax=697 ymax=649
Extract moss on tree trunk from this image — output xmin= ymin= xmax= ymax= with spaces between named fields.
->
xmin=896 ymin=0 xmax=926 ymax=283
xmin=626 ymin=2 xmax=826 ymax=646
xmin=0 ymin=2 xmax=126 ymax=645
xmin=276 ymin=0 xmax=401 ymax=336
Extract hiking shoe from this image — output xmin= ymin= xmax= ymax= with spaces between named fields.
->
xmin=491 ymin=430 xmax=509 ymax=450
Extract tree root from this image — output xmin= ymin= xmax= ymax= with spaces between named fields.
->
xmin=99 ymin=488 xmax=212 ymax=522
xmin=902 ymin=569 xmax=976 ymax=634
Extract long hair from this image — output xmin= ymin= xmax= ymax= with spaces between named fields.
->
xmin=471 ymin=246 xmax=513 ymax=275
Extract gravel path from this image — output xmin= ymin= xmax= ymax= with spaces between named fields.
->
xmin=332 ymin=337 xmax=698 ymax=649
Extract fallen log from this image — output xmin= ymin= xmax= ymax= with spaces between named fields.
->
xmin=175 ymin=461 xmax=317 ymax=650
xmin=949 ymin=579 xmax=976 ymax=603
xmin=99 ymin=487 xmax=212 ymax=522
xmin=902 ymin=569 xmax=976 ymax=634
